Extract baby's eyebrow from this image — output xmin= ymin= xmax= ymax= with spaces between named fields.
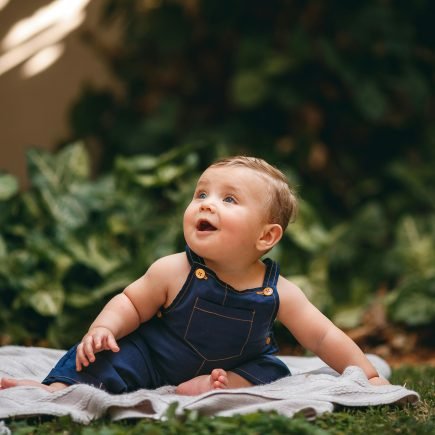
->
xmin=217 ymin=184 xmax=245 ymax=197
xmin=196 ymin=176 xmax=211 ymax=186
xmin=196 ymin=178 xmax=244 ymax=195
xmin=222 ymin=185 xmax=241 ymax=193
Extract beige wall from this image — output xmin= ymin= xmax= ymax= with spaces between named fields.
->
xmin=0 ymin=0 xmax=118 ymax=186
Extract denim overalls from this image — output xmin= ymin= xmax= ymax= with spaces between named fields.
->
xmin=42 ymin=246 xmax=290 ymax=393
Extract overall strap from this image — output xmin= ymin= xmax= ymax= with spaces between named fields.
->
xmin=185 ymin=245 xmax=205 ymax=266
xmin=262 ymin=258 xmax=280 ymax=289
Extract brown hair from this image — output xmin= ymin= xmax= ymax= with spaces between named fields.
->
xmin=209 ymin=156 xmax=298 ymax=231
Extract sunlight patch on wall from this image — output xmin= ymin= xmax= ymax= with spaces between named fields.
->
xmin=0 ymin=0 xmax=90 ymax=77
xmin=21 ymin=43 xmax=65 ymax=77
xmin=0 ymin=0 xmax=10 ymax=12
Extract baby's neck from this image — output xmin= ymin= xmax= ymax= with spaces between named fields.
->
xmin=203 ymin=258 xmax=266 ymax=291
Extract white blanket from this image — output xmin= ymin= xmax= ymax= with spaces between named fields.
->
xmin=0 ymin=346 xmax=418 ymax=424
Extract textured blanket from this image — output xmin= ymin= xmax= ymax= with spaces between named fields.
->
xmin=0 ymin=346 xmax=418 ymax=424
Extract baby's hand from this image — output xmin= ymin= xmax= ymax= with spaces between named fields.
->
xmin=368 ymin=376 xmax=390 ymax=386
xmin=76 ymin=326 xmax=120 ymax=371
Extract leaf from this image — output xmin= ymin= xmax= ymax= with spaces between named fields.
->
xmin=319 ymin=39 xmax=353 ymax=83
xmin=27 ymin=148 xmax=59 ymax=190
xmin=2 ymin=250 xmax=38 ymax=286
xmin=27 ymin=142 xmax=90 ymax=192
xmin=395 ymin=66 xmax=431 ymax=109
xmin=117 ymin=150 xmax=199 ymax=188
xmin=387 ymin=276 xmax=435 ymax=326
xmin=333 ymin=306 xmax=365 ymax=329
xmin=0 ymin=236 xmax=6 ymax=258
xmin=164 ymin=401 xmax=179 ymax=421
xmin=353 ymin=80 xmax=388 ymax=121
xmin=70 ymin=175 xmax=116 ymax=212
xmin=327 ymin=203 xmax=388 ymax=267
xmin=391 ymin=215 xmax=435 ymax=277
xmin=0 ymin=172 xmax=19 ymax=201
xmin=21 ymin=191 xmax=44 ymax=221
xmin=40 ymin=189 xmax=89 ymax=229
xmin=286 ymin=200 xmax=331 ymax=252
xmin=28 ymin=288 xmax=65 ymax=317
xmin=55 ymin=142 xmax=90 ymax=181
xmin=262 ymin=54 xmax=291 ymax=76
xmin=231 ymin=71 xmax=268 ymax=108
xmin=26 ymin=231 xmax=73 ymax=277
xmin=66 ymin=273 xmax=132 ymax=308
xmin=63 ymin=235 xmax=128 ymax=277
xmin=15 ymin=272 xmax=65 ymax=316
xmin=388 ymin=161 xmax=435 ymax=208
xmin=116 ymin=155 xmax=159 ymax=172
xmin=287 ymin=260 xmax=332 ymax=313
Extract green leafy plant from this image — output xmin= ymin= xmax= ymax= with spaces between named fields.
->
xmin=2 ymin=141 xmax=435 ymax=348
xmin=0 ymin=142 xmax=201 ymax=347
xmin=68 ymin=0 xmax=435 ymax=327
xmin=385 ymin=216 xmax=435 ymax=326
xmin=2 ymin=0 xmax=435 ymax=346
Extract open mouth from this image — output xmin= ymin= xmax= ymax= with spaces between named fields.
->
xmin=197 ymin=219 xmax=217 ymax=231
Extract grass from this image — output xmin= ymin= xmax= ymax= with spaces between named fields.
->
xmin=4 ymin=365 xmax=434 ymax=435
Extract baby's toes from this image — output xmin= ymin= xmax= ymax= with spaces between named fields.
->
xmin=211 ymin=368 xmax=226 ymax=380
xmin=217 ymin=374 xmax=228 ymax=386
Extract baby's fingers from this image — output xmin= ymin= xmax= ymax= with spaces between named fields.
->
xmin=369 ymin=376 xmax=390 ymax=386
xmin=83 ymin=336 xmax=98 ymax=362
xmin=93 ymin=335 xmax=103 ymax=351
xmin=76 ymin=337 xmax=95 ymax=371
xmin=106 ymin=334 xmax=120 ymax=353
xmin=76 ymin=342 xmax=87 ymax=371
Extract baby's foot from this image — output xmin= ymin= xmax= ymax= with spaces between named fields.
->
xmin=209 ymin=368 xmax=228 ymax=389
xmin=176 ymin=368 xmax=228 ymax=396
xmin=0 ymin=377 xmax=67 ymax=392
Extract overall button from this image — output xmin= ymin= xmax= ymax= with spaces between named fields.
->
xmin=195 ymin=268 xmax=207 ymax=279
xmin=156 ymin=311 xmax=162 ymax=318
xmin=263 ymin=287 xmax=273 ymax=296
xmin=265 ymin=337 xmax=271 ymax=345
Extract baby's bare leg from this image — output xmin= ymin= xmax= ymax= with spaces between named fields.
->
xmin=176 ymin=369 xmax=253 ymax=396
xmin=0 ymin=377 xmax=67 ymax=392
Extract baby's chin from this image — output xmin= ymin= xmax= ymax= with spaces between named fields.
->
xmin=185 ymin=238 xmax=218 ymax=258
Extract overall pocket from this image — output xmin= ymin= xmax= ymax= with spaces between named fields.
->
xmin=184 ymin=297 xmax=255 ymax=361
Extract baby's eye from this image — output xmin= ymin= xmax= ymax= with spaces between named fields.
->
xmin=197 ymin=192 xmax=207 ymax=199
xmin=223 ymin=196 xmax=236 ymax=203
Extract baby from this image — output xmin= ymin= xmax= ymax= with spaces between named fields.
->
xmin=0 ymin=156 xmax=388 ymax=395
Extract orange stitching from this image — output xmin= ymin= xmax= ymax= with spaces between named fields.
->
xmin=184 ymin=296 xmax=198 ymax=340
xmin=239 ymin=309 xmax=255 ymax=355
xmin=184 ymin=302 xmax=255 ymax=361
xmin=222 ymin=283 xmax=228 ymax=305
xmin=195 ymin=307 xmax=254 ymax=322
xmin=165 ymin=271 xmax=194 ymax=313
xmin=194 ymin=359 xmax=206 ymax=377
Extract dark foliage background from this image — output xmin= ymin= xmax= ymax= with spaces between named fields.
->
xmin=0 ymin=0 xmax=434 ymax=348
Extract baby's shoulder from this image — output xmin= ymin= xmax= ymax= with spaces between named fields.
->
xmin=149 ymin=252 xmax=191 ymax=306
xmin=276 ymin=275 xmax=308 ymax=302
xmin=149 ymin=252 xmax=190 ymax=276
xmin=277 ymin=275 xmax=300 ymax=292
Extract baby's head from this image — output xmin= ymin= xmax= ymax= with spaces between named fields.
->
xmin=184 ymin=155 xmax=298 ymax=261
xmin=208 ymin=156 xmax=298 ymax=231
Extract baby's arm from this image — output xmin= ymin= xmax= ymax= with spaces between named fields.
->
xmin=76 ymin=255 xmax=176 ymax=371
xmin=277 ymin=278 xmax=389 ymax=385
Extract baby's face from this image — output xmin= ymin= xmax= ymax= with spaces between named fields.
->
xmin=183 ymin=165 xmax=270 ymax=263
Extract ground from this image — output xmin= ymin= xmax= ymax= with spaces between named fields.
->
xmin=277 ymin=302 xmax=435 ymax=367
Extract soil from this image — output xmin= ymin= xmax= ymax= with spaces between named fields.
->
xmin=277 ymin=303 xmax=435 ymax=367
xmin=345 ymin=325 xmax=435 ymax=367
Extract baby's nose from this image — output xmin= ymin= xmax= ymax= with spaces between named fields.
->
xmin=200 ymin=200 xmax=215 ymax=212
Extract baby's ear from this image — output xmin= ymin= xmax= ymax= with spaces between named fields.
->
xmin=256 ymin=224 xmax=283 ymax=252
